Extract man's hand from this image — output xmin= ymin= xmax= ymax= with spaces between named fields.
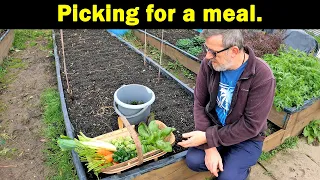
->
xmin=205 ymin=147 xmax=223 ymax=177
xmin=177 ymin=131 xmax=206 ymax=148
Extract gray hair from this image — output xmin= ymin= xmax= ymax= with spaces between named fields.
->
xmin=200 ymin=29 xmax=244 ymax=50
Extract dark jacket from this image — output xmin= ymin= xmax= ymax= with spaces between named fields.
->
xmin=194 ymin=46 xmax=276 ymax=149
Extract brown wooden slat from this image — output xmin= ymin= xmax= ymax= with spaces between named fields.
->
xmin=0 ymin=30 xmax=14 ymax=64
xmin=267 ymin=106 xmax=287 ymax=128
xmin=290 ymin=100 xmax=320 ymax=137
xmin=282 ymin=113 xmax=298 ymax=142
xmin=262 ymin=129 xmax=285 ymax=152
xmin=134 ymin=159 xmax=212 ymax=180
xmin=132 ymin=30 xmax=200 ymax=75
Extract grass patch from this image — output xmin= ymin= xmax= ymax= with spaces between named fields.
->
xmin=40 ymin=88 xmax=78 ymax=180
xmin=0 ymin=57 xmax=26 ymax=89
xmin=13 ymin=29 xmax=53 ymax=50
xmin=258 ymin=136 xmax=299 ymax=162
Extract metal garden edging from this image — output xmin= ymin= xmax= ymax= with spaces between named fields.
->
xmin=51 ymin=30 xmax=88 ymax=180
xmin=136 ymin=29 xmax=202 ymax=63
xmin=0 ymin=29 xmax=10 ymax=42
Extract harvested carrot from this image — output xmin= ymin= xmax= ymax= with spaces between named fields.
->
xmin=97 ymin=148 xmax=113 ymax=156
xmin=105 ymin=154 xmax=113 ymax=163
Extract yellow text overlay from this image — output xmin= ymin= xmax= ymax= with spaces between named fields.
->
xmin=57 ymin=4 xmax=262 ymax=25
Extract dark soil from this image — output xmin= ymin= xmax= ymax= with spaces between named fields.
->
xmin=0 ymin=29 xmax=7 ymax=38
xmin=53 ymin=29 xmax=195 ymax=179
xmin=146 ymin=29 xmax=199 ymax=46
xmin=265 ymin=121 xmax=281 ymax=136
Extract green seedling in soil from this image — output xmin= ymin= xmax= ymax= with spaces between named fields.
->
xmin=176 ymin=35 xmax=205 ymax=57
xmin=167 ymin=61 xmax=183 ymax=70
xmin=187 ymin=46 xmax=203 ymax=57
xmin=167 ymin=60 xmax=195 ymax=80
xmin=191 ymin=36 xmax=205 ymax=46
xmin=176 ymin=38 xmax=194 ymax=50
xmin=40 ymin=88 xmax=78 ymax=180
xmin=182 ymin=67 xmax=195 ymax=80
xmin=129 ymin=100 xmax=144 ymax=105
xmin=303 ymin=119 xmax=320 ymax=146
xmin=258 ymin=136 xmax=298 ymax=162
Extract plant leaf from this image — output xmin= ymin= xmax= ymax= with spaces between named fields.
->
xmin=303 ymin=127 xmax=310 ymax=137
xmin=307 ymin=136 xmax=314 ymax=144
xmin=138 ymin=122 xmax=151 ymax=138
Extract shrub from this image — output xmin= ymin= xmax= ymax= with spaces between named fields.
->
xmin=242 ymin=30 xmax=284 ymax=57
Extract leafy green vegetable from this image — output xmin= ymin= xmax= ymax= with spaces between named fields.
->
xmin=263 ymin=46 xmax=320 ymax=111
xmin=175 ymin=35 xmax=205 ymax=57
xmin=191 ymin=36 xmax=205 ymax=46
xmin=303 ymin=119 xmax=320 ymax=145
xmin=57 ymin=132 xmax=116 ymax=178
xmin=75 ymin=144 xmax=112 ymax=177
xmin=110 ymin=136 xmax=137 ymax=163
xmin=148 ymin=120 xmax=160 ymax=134
xmin=159 ymin=127 xmax=175 ymax=139
xmin=137 ymin=120 xmax=176 ymax=153
xmin=176 ymin=38 xmax=194 ymax=50
xmin=138 ymin=122 xmax=151 ymax=138
xmin=155 ymin=139 xmax=172 ymax=152
xmin=129 ymin=100 xmax=144 ymax=105
xmin=57 ymin=138 xmax=77 ymax=151
xmin=112 ymin=147 xmax=137 ymax=163
xmin=187 ymin=46 xmax=203 ymax=56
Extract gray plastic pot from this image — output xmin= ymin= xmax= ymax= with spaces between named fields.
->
xmin=113 ymin=84 xmax=155 ymax=125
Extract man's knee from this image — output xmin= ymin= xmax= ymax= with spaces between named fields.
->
xmin=185 ymin=148 xmax=206 ymax=172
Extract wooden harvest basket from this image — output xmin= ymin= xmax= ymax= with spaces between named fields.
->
xmin=93 ymin=116 xmax=176 ymax=174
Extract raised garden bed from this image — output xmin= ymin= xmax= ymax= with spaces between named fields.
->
xmin=52 ymin=29 xmax=198 ymax=179
xmin=146 ymin=29 xmax=199 ymax=46
xmin=52 ymin=29 xmax=320 ymax=179
xmin=0 ymin=29 xmax=14 ymax=64
xmin=122 ymin=29 xmax=320 ymax=152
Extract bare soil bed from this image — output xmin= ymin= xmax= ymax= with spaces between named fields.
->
xmin=146 ymin=29 xmax=199 ymax=46
xmin=53 ymin=29 xmax=195 ymax=179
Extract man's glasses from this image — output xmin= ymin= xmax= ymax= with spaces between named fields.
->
xmin=202 ymin=44 xmax=232 ymax=58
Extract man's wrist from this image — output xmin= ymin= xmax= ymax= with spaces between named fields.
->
xmin=205 ymin=146 xmax=217 ymax=153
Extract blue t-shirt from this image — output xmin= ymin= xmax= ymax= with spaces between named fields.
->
xmin=215 ymin=61 xmax=248 ymax=126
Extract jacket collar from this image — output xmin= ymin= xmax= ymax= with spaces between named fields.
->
xmin=206 ymin=45 xmax=256 ymax=79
